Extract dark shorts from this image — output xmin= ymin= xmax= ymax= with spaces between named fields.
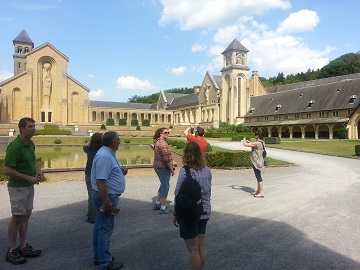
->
xmin=179 ymin=218 xmax=209 ymax=239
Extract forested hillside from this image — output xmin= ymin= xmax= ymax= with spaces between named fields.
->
xmin=129 ymin=52 xmax=360 ymax=103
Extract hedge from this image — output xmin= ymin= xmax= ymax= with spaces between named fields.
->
xmin=206 ymin=132 xmax=253 ymax=138
xmin=205 ymin=150 xmax=251 ymax=168
xmin=355 ymin=145 xmax=360 ymax=156
xmin=106 ymin=118 xmax=115 ymax=126
xmin=131 ymin=120 xmax=139 ymax=126
xmin=142 ymin=119 xmax=150 ymax=126
xmin=264 ymin=137 xmax=281 ymax=144
xmin=35 ymin=125 xmax=71 ymax=135
xmin=0 ymin=157 xmax=43 ymax=183
xmin=119 ymin=119 xmax=126 ymax=126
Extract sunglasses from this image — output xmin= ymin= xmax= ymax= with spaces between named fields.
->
xmin=163 ymin=132 xmax=169 ymax=134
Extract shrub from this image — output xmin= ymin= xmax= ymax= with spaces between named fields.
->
xmin=175 ymin=140 xmax=186 ymax=149
xmin=123 ymin=138 xmax=131 ymax=144
xmin=355 ymin=145 xmax=360 ymax=156
xmin=206 ymin=143 xmax=213 ymax=152
xmin=169 ymin=125 xmax=173 ymax=129
xmin=84 ymin=138 xmax=90 ymax=143
xmin=54 ymin=139 xmax=62 ymax=144
xmin=106 ymin=118 xmax=115 ymax=126
xmin=136 ymin=125 xmax=141 ymax=130
xmin=142 ymin=119 xmax=150 ymax=126
xmin=100 ymin=124 xmax=106 ymax=130
xmin=119 ymin=119 xmax=127 ymax=126
xmin=264 ymin=137 xmax=281 ymax=144
xmin=131 ymin=120 xmax=139 ymax=126
xmin=336 ymin=128 xmax=348 ymax=139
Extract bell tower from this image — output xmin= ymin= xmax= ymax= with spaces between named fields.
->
xmin=13 ymin=30 xmax=34 ymax=76
xmin=220 ymin=39 xmax=250 ymax=124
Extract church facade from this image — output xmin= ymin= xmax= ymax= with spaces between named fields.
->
xmin=1 ymin=30 xmax=360 ymax=139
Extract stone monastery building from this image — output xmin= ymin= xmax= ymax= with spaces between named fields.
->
xmin=1 ymin=30 xmax=360 ymax=139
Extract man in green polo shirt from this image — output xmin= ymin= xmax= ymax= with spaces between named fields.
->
xmin=4 ymin=117 xmax=43 ymax=265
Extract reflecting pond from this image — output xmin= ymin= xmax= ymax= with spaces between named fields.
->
xmin=0 ymin=145 xmax=154 ymax=169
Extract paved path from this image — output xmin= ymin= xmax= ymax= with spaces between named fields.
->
xmin=0 ymin=141 xmax=360 ymax=269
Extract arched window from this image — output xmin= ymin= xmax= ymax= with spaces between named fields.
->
xmin=18 ymin=46 xmax=22 ymax=53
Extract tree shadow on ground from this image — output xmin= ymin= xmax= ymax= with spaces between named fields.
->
xmin=0 ymin=197 xmax=359 ymax=270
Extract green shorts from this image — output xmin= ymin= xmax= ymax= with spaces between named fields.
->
xmin=8 ymin=186 xmax=34 ymax=215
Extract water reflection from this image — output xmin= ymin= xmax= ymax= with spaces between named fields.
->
xmin=0 ymin=145 xmax=154 ymax=169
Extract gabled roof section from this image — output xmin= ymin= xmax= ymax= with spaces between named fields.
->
xmin=67 ymin=75 xmax=90 ymax=92
xmin=246 ymin=75 xmax=360 ymax=117
xmin=27 ymin=42 xmax=69 ymax=61
xmin=0 ymin=71 xmax=25 ymax=86
xmin=163 ymin=92 xmax=189 ymax=105
xmin=90 ymin=100 xmax=153 ymax=110
xmin=167 ymin=93 xmax=199 ymax=109
xmin=13 ymin=30 xmax=34 ymax=46
xmin=203 ymin=71 xmax=220 ymax=90
xmin=222 ymin=39 xmax=249 ymax=54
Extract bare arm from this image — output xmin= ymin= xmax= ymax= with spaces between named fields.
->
xmin=242 ymin=138 xmax=258 ymax=148
xmin=183 ymin=126 xmax=192 ymax=137
xmin=3 ymin=166 xmax=39 ymax=185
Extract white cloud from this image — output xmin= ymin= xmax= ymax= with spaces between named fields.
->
xmin=87 ymin=74 xmax=95 ymax=79
xmin=116 ymin=76 xmax=157 ymax=90
xmin=0 ymin=71 xmax=13 ymax=81
xmin=170 ymin=66 xmax=187 ymax=76
xmin=277 ymin=9 xmax=320 ymax=35
xmin=89 ymin=89 xmax=104 ymax=99
xmin=158 ymin=0 xmax=291 ymax=30
xmin=191 ymin=42 xmax=207 ymax=52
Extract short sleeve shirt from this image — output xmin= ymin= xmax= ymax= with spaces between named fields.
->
xmin=186 ymin=134 xmax=208 ymax=153
xmin=91 ymin=146 xmax=125 ymax=195
xmin=5 ymin=136 xmax=36 ymax=187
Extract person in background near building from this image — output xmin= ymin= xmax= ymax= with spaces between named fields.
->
xmin=173 ymin=141 xmax=212 ymax=270
xmin=83 ymin=132 xmax=103 ymax=224
xmin=4 ymin=117 xmax=43 ymax=265
xmin=242 ymin=130 xmax=265 ymax=198
xmin=183 ymin=126 xmax=208 ymax=153
xmin=91 ymin=131 xmax=127 ymax=270
xmin=153 ymin=127 xmax=175 ymax=214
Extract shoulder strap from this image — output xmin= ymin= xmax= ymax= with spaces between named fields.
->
xmin=184 ymin=166 xmax=193 ymax=180
xmin=260 ymin=141 xmax=266 ymax=151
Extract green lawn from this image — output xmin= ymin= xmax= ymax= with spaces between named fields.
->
xmin=266 ymin=139 xmax=360 ymax=159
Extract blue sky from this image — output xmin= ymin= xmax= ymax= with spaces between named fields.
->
xmin=0 ymin=0 xmax=359 ymax=102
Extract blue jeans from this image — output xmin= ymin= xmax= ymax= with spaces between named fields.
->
xmin=154 ymin=167 xmax=171 ymax=198
xmin=92 ymin=191 xmax=119 ymax=269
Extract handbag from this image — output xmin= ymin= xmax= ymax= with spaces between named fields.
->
xmin=260 ymin=141 xmax=268 ymax=166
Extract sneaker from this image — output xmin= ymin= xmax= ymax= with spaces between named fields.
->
xmin=5 ymin=247 xmax=27 ymax=264
xmin=106 ymin=261 xmax=123 ymax=269
xmin=94 ymin=255 xmax=114 ymax=265
xmin=153 ymin=203 xmax=161 ymax=210
xmin=159 ymin=207 xmax=173 ymax=214
xmin=19 ymin=243 xmax=41 ymax=258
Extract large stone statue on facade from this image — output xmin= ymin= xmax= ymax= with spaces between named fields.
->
xmin=42 ymin=62 xmax=52 ymax=107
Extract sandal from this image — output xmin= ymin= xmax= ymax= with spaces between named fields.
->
xmin=251 ymin=191 xmax=259 ymax=195
xmin=254 ymin=194 xmax=264 ymax=198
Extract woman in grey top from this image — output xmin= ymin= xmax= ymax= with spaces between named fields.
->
xmin=243 ymin=130 xmax=265 ymax=198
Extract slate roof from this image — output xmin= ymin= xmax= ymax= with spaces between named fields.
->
xmin=167 ymin=93 xmax=199 ymax=109
xmin=13 ymin=30 xmax=34 ymax=46
xmin=222 ymin=39 xmax=249 ymax=54
xmin=163 ymin=92 xmax=189 ymax=105
xmin=246 ymin=73 xmax=360 ymax=117
xmin=90 ymin=100 xmax=153 ymax=110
